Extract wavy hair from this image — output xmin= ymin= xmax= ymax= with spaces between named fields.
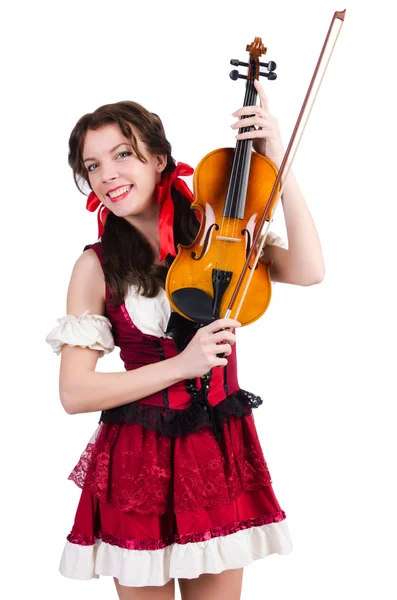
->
xmin=68 ymin=101 xmax=199 ymax=305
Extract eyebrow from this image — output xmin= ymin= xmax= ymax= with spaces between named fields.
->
xmin=83 ymin=142 xmax=132 ymax=164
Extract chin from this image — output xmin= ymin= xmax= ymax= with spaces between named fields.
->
xmin=112 ymin=202 xmax=143 ymax=217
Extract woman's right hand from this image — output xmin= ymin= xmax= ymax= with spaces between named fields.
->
xmin=176 ymin=318 xmax=241 ymax=379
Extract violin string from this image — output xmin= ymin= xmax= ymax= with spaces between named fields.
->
xmin=242 ymin=79 xmax=257 ymax=261
xmin=222 ymin=70 xmax=269 ymax=317
xmin=216 ymin=77 xmax=252 ymax=275
xmin=217 ymin=76 xmax=256 ymax=307
xmin=225 ymin=81 xmax=251 ymax=273
xmin=230 ymin=77 xmax=256 ymax=276
xmin=216 ymin=108 xmax=242 ymax=272
xmin=215 ymin=72 xmax=257 ymax=318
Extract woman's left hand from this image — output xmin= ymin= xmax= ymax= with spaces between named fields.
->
xmin=231 ymin=79 xmax=285 ymax=168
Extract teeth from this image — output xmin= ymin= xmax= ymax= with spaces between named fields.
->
xmin=108 ymin=185 xmax=131 ymax=199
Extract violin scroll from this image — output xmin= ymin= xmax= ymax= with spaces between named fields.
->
xmin=246 ymin=37 xmax=267 ymax=57
xmin=230 ymin=38 xmax=277 ymax=82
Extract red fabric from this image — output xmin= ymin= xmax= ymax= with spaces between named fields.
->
xmin=68 ymin=414 xmax=272 ymax=516
xmin=85 ymin=192 xmax=110 ymax=239
xmin=66 ymin=414 xmax=287 ymax=549
xmin=68 ymin=502 xmax=286 ymax=550
xmin=85 ymin=162 xmax=197 ymax=261
xmin=156 ymin=162 xmax=195 ymax=261
xmin=66 ymin=243 xmax=289 ymax=554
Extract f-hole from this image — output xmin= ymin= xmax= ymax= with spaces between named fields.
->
xmin=241 ymin=228 xmax=258 ymax=271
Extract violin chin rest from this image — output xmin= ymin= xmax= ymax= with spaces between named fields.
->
xmin=171 ymin=288 xmax=216 ymax=325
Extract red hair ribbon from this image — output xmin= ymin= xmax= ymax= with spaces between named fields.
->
xmin=85 ymin=161 xmax=197 ymax=261
xmin=86 ymin=192 xmax=110 ymax=239
xmin=156 ymin=161 xmax=195 ymax=261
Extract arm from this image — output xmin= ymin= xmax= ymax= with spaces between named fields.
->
xmin=58 ymin=249 xmax=187 ymax=414
xmin=233 ymin=79 xmax=325 ymax=286
xmin=61 ymin=344 xmax=185 ymax=415
xmin=259 ymin=167 xmax=325 ymax=286
xmin=57 ymin=250 xmax=238 ymax=415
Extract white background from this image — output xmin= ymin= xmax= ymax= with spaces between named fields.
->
xmin=1 ymin=0 xmax=396 ymax=598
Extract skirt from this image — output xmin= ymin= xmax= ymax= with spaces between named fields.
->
xmin=59 ymin=412 xmax=293 ymax=587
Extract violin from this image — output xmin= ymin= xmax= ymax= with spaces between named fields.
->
xmin=166 ymin=38 xmax=278 ymax=327
xmin=166 ymin=11 xmax=346 ymax=327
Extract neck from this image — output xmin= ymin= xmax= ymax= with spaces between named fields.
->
xmin=123 ymin=202 xmax=161 ymax=260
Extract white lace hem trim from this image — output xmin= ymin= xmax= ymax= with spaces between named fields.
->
xmin=59 ymin=519 xmax=292 ymax=587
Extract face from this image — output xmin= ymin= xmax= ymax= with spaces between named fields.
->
xmin=82 ymin=122 xmax=167 ymax=221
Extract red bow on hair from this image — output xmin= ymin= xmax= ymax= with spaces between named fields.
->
xmin=86 ymin=161 xmax=197 ymax=262
xmin=156 ymin=162 xmax=195 ymax=261
xmin=86 ymin=194 xmax=110 ymax=239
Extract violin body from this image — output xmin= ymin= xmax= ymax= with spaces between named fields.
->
xmin=165 ymin=147 xmax=280 ymax=325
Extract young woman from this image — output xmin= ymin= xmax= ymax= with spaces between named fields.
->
xmin=46 ymin=79 xmax=324 ymax=600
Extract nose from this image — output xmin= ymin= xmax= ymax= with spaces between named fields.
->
xmin=102 ymin=164 xmax=119 ymax=183
xmin=102 ymin=174 xmax=119 ymax=184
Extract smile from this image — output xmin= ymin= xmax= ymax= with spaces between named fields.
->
xmin=107 ymin=184 xmax=133 ymax=202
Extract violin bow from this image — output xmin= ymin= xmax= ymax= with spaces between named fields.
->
xmin=225 ymin=9 xmax=346 ymax=321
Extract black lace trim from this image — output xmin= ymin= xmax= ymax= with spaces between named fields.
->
xmin=99 ymin=388 xmax=263 ymax=441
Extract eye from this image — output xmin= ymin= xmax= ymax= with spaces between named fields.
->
xmin=86 ymin=151 xmax=132 ymax=174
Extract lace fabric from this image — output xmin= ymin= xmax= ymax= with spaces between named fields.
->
xmin=68 ymin=407 xmax=272 ymax=516
xmin=99 ymin=389 xmax=263 ymax=439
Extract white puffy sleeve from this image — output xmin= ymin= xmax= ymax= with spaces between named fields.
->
xmin=259 ymin=230 xmax=287 ymax=256
xmin=45 ymin=309 xmax=115 ymax=358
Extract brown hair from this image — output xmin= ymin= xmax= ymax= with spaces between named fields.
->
xmin=68 ymin=100 xmax=199 ymax=305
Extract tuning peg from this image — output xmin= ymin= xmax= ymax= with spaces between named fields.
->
xmin=259 ymin=71 xmax=277 ymax=80
xmin=230 ymin=59 xmax=249 ymax=67
xmin=230 ymin=70 xmax=247 ymax=81
xmin=259 ymin=60 xmax=277 ymax=72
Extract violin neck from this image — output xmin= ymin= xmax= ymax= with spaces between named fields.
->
xmin=224 ymin=80 xmax=258 ymax=219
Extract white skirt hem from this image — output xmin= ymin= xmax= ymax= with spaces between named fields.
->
xmin=59 ymin=519 xmax=293 ymax=588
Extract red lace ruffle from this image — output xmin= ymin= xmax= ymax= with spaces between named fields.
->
xmin=68 ymin=414 xmax=272 ymax=515
xmin=67 ymin=511 xmax=286 ymax=550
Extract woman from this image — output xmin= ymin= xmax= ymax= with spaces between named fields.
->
xmin=46 ymin=78 xmax=324 ymax=599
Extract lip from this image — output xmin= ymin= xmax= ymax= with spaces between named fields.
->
xmin=106 ymin=184 xmax=133 ymax=203
xmin=107 ymin=184 xmax=131 ymax=194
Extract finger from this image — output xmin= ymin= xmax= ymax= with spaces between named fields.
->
xmin=205 ymin=318 xmax=241 ymax=333
xmin=254 ymin=79 xmax=269 ymax=112
xmin=211 ymin=343 xmax=232 ymax=356
xmin=213 ymin=357 xmax=228 ymax=368
xmin=231 ymin=116 xmax=267 ymax=130
xmin=210 ymin=331 xmax=236 ymax=344
xmin=236 ymin=130 xmax=270 ymax=140
xmin=232 ymin=105 xmax=267 ymax=119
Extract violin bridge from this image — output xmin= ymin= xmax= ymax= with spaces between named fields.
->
xmin=216 ymin=236 xmax=242 ymax=242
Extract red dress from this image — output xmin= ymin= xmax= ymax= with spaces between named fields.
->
xmin=56 ymin=242 xmax=293 ymax=587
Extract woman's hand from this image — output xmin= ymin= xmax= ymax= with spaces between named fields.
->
xmin=231 ymin=79 xmax=285 ymax=168
xmin=176 ymin=318 xmax=241 ymax=379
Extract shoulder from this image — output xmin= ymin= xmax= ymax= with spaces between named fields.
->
xmin=74 ymin=247 xmax=104 ymax=279
xmin=67 ymin=245 xmax=106 ymax=308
